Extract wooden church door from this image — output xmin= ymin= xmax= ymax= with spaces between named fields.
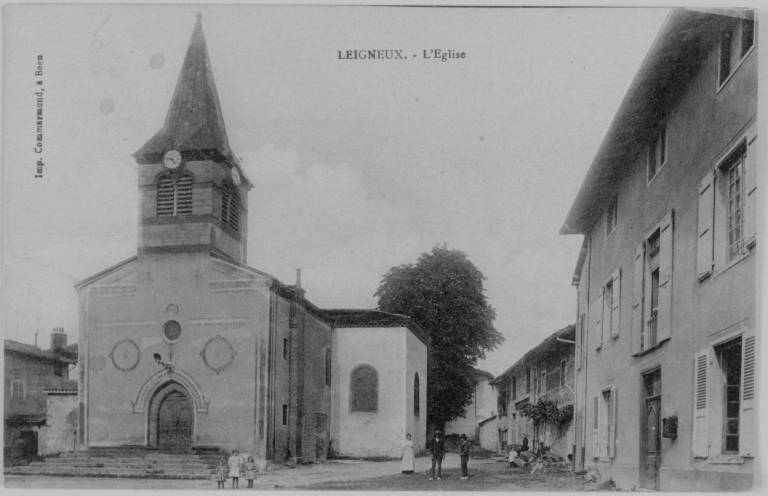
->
xmin=158 ymin=391 xmax=193 ymax=450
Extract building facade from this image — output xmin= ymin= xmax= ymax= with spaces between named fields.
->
xmin=490 ymin=325 xmax=576 ymax=460
xmin=4 ymin=329 xmax=78 ymax=459
xmin=561 ymin=9 xmax=757 ymax=491
xmin=444 ymin=369 xmax=495 ymax=442
xmin=74 ymin=15 xmax=427 ymax=468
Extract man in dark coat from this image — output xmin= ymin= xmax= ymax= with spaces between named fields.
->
xmin=429 ymin=430 xmax=446 ymax=480
xmin=459 ymin=434 xmax=471 ymax=479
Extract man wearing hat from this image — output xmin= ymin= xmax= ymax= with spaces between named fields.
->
xmin=459 ymin=434 xmax=471 ymax=480
xmin=428 ymin=430 xmax=446 ymax=480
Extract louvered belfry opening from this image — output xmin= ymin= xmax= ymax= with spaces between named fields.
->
xmin=157 ymin=174 xmax=193 ymax=217
xmin=221 ymin=185 xmax=240 ymax=232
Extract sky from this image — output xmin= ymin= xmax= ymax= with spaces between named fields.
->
xmin=3 ymin=4 xmax=672 ymax=376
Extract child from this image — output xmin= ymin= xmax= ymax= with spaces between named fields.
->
xmin=244 ymin=456 xmax=258 ymax=488
xmin=228 ymin=449 xmax=243 ymax=489
xmin=215 ymin=458 xmax=228 ymax=489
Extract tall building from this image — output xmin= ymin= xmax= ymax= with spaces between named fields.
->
xmin=561 ymin=9 xmax=757 ymax=491
xmin=75 ymin=14 xmax=426 ymax=466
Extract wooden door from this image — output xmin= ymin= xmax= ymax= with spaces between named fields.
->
xmin=640 ymin=369 xmax=661 ymax=490
xmin=158 ymin=391 xmax=193 ymax=450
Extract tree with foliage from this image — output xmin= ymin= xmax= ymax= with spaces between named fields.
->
xmin=374 ymin=245 xmax=504 ymax=430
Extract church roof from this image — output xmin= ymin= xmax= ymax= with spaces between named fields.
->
xmin=133 ymin=14 xmax=250 ymax=187
xmin=325 ymin=309 xmax=430 ymax=347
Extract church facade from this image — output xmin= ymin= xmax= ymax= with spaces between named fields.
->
xmin=75 ymin=15 xmax=427 ymax=466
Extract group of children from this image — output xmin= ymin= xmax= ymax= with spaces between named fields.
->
xmin=215 ymin=450 xmax=258 ymax=489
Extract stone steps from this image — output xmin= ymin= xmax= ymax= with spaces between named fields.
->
xmin=6 ymin=466 xmax=215 ymax=478
xmin=4 ymin=447 xmax=230 ymax=480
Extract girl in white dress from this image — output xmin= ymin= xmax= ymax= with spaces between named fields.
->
xmin=401 ymin=434 xmax=415 ymax=474
xmin=228 ymin=449 xmax=243 ymax=489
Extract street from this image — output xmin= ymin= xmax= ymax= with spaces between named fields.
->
xmin=5 ymin=454 xmax=594 ymax=491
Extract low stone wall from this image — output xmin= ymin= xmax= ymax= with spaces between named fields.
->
xmin=39 ymin=394 xmax=78 ymax=455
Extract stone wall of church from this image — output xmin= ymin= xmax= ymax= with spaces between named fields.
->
xmin=297 ymin=310 xmax=332 ymax=463
xmin=80 ymin=253 xmax=269 ymax=455
xmin=39 ymin=394 xmax=78 ymax=455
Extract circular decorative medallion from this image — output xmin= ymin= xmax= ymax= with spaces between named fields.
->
xmin=163 ymin=320 xmax=182 ymax=342
xmin=200 ymin=335 xmax=237 ymax=374
xmin=89 ymin=355 xmax=107 ymax=372
xmin=110 ymin=339 xmax=141 ymax=371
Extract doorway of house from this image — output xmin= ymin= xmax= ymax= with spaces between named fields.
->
xmin=640 ymin=368 xmax=662 ymax=490
xmin=157 ymin=390 xmax=193 ymax=450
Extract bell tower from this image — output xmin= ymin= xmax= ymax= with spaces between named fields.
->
xmin=133 ymin=13 xmax=252 ymax=264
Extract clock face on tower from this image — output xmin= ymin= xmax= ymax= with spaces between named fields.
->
xmin=163 ymin=150 xmax=182 ymax=169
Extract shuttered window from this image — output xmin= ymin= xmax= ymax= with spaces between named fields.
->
xmin=221 ymin=185 xmax=240 ymax=232
xmin=692 ymin=331 xmax=756 ymax=459
xmin=157 ymin=174 xmax=193 ymax=217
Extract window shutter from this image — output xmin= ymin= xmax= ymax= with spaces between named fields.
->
xmin=611 ymin=269 xmax=621 ymax=339
xmin=631 ymin=243 xmax=644 ymax=355
xmin=595 ymin=288 xmax=604 ymax=348
xmin=739 ymin=330 xmax=755 ymax=457
xmin=656 ymin=211 xmax=674 ymax=343
xmin=692 ymin=348 xmax=710 ymax=458
xmin=592 ymin=395 xmax=601 ymax=458
xmin=609 ymin=388 xmax=617 ymax=458
xmin=744 ymin=130 xmax=757 ymax=248
xmin=157 ymin=177 xmax=175 ymax=216
xmin=697 ymin=171 xmax=715 ymax=280
xmin=176 ymin=175 xmax=193 ymax=215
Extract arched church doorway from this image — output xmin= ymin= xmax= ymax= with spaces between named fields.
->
xmin=148 ymin=382 xmax=193 ymax=450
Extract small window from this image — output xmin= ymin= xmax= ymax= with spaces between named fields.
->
xmin=606 ymin=197 xmax=618 ymax=238
xmin=221 ymin=185 xmax=240 ymax=232
xmin=11 ymin=380 xmax=25 ymax=401
xmin=283 ymin=338 xmax=288 ymax=360
xmin=717 ymin=338 xmax=742 ymax=454
xmin=325 ymin=349 xmax=331 ymax=386
xmin=350 ymin=365 xmax=378 ymax=412
xmin=602 ymin=388 xmax=615 ymax=458
xmin=498 ymin=387 xmax=508 ymax=416
xmin=648 ymin=123 xmax=667 ymax=183
xmin=512 ymin=376 xmax=517 ymax=400
xmin=723 ymin=145 xmax=746 ymax=260
xmin=282 ymin=404 xmax=288 ymax=426
xmin=163 ymin=320 xmax=182 ymax=341
xmin=157 ymin=173 xmax=193 ymax=217
xmin=603 ymin=278 xmax=614 ymax=344
xmin=560 ymin=360 xmax=567 ymax=386
xmin=526 ymin=367 xmax=531 ymax=393
xmin=719 ymin=14 xmax=755 ymax=87
xmin=414 ymin=373 xmax=420 ymax=417
xmin=541 ymin=370 xmax=547 ymax=394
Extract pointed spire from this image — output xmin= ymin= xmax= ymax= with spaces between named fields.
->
xmin=134 ymin=14 xmax=237 ymax=167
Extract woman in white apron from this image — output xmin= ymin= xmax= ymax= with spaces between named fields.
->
xmin=401 ymin=434 xmax=415 ymax=474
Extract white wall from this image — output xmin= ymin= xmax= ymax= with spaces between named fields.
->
xmin=404 ymin=327 xmax=427 ymax=453
xmin=331 ymin=326 xmax=426 ymax=458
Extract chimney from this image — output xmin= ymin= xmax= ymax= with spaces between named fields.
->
xmin=50 ymin=327 xmax=67 ymax=350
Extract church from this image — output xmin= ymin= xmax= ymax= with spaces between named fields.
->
xmin=74 ymin=14 xmax=427 ymax=466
